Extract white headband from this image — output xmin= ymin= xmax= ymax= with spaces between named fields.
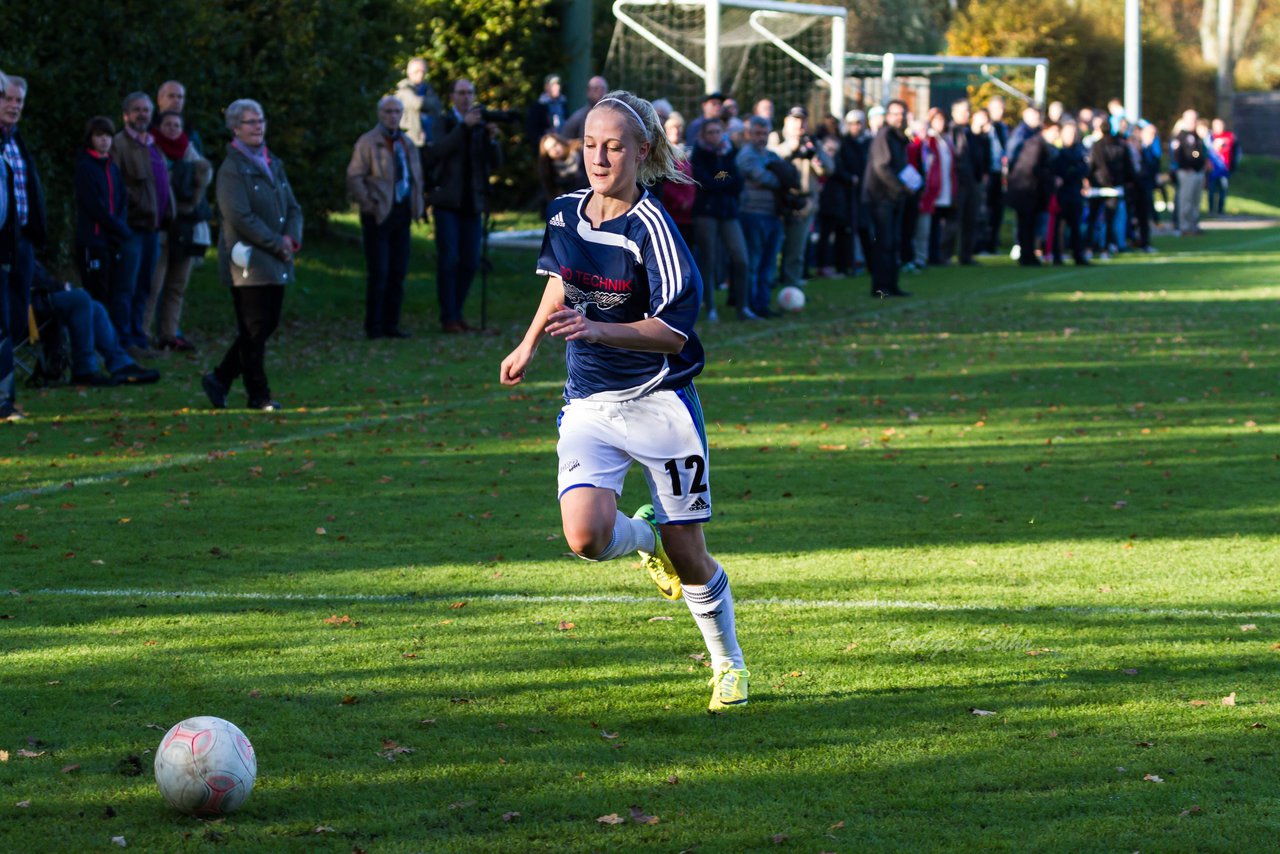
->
xmin=595 ymin=97 xmax=647 ymax=133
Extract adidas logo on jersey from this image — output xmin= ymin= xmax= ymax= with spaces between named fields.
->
xmin=688 ymin=496 xmax=710 ymax=512
xmin=549 ymin=212 xmax=567 ymax=227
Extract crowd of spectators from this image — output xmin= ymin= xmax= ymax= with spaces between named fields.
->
xmin=0 ymin=56 xmax=1245 ymax=421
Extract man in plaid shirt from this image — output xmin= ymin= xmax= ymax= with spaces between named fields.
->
xmin=0 ymin=71 xmax=45 ymax=423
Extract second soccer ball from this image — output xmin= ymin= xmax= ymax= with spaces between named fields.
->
xmin=778 ymin=286 xmax=806 ymax=312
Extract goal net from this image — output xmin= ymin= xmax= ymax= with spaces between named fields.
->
xmin=605 ymin=0 xmax=846 ymax=124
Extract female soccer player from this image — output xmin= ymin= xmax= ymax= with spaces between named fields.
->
xmin=499 ymin=90 xmax=748 ymax=712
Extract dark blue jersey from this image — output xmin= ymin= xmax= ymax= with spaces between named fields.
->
xmin=537 ymin=187 xmax=705 ymax=401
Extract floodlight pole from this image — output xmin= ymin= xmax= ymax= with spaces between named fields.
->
xmin=705 ymin=0 xmax=721 ymax=94
xmin=1124 ymin=0 xmax=1142 ymax=120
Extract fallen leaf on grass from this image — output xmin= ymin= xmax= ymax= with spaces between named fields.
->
xmin=0 ymin=750 xmax=7 ymax=762
xmin=597 ymin=813 xmax=625 ymax=825
xmin=1180 ymin=806 xmax=1203 ymax=817
xmin=1025 ymin=648 xmax=1054 ymax=656
xmin=449 ymin=800 xmax=476 ymax=811
xmin=556 ymin=621 xmax=576 ymax=631
xmin=322 ymin=614 xmax=359 ymax=627
xmin=16 ymin=800 xmax=29 ymax=808
xmin=339 ymin=695 xmax=359 ymax=705
xmin=313 ymin=825 xmax=335 ymax=833
xmin=111 ymin=837 xmax=127 ymax=848
xmin=16 ymin=750 xmax=45 ymax=758
xmin=378 ymin=740 xmax=414 ymax=761
xmin=1241 ymin=624 xmax=1257 ymax=632
xmin=829 ymin=820 xmax=846 ymax=829
xmin=1135 ymin=741 xmax=1155 ymax=748
xmin=315 ymin=527 xmax=326 ymax=535
xmin=450 ymin=602 xmax=467 ymax=609
xmin=665 ymin=774 xmax=679 ymax=785
xmin=1248 ymin=722 xmax=1267 ymax=729
xmin=648 ymin=616 xmax=674 ymax=622
xmin=450 ymin=697 xmax=471 ymax=704
xmin=601 ymin=731 xmax=619 ymax=740
xmin=629 ymin=806 xmax=659 ymax=825
xmin=1221 ymin=693 xmax=1237 ymax=706
xmin=969 ymin=708 xmax=997 ymax=716
xmin=502 ymin=811 xmax=520 ymax=822
xmin=1189 ymin=699 xmax=1209 ymax=707
xmin=1122 ymin=668 xmax=1139 ymax=676
xmin=1144 ymin=774 xmax=1165 ymax=783
xmin=772 ymin=833 xmax=790 ymax=844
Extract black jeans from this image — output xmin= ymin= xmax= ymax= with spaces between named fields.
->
xmin=869 ymin=198 xmax=904 ymax=295
xmin=1054 ymin=200 xmax=1085 ymax=263
xmin=984 ymin=174 xmax=1005 ymax=252
xmin=215 ymin=284 xmax=285 ymax=404
xmin=361 ymin=200 xmax=412 ymax=337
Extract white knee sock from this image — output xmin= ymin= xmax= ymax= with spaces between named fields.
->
xmin=584 ymin=510 xmax=656 ymax=561
xmin=683 ymin=564 xmax=744 ymax=670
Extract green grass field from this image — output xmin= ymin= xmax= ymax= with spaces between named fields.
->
xmin=3 ymin=168 xmax=1279 ymax=851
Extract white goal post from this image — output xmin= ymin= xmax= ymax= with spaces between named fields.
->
xmin=853 ymin=53 xmax=1050 ymax=109
xmin=611 ymin=0 xmax=848 ymax=118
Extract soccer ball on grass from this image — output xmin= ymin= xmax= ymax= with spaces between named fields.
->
xmin=778 ymin=285 xmax=806 ymax=312
xmin=154 ymin=716 xmax=257 ymax=816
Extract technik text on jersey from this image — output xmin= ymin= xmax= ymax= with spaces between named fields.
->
xmin=559 ymin=266 xmax=634 ymax=292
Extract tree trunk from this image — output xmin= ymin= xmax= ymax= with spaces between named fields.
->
xmin=1218 ymin=0 xmax=1234 ymax=119
xmin=1200 ymin=0 xmax=1219 ymax=66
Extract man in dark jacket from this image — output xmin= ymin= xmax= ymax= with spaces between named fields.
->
xmin=1169 ymin=109 xmax=1207 ymax=235
xmin=840 ymin=111 xmax=872 ymax=275
xmin=1051 ymin=120 xmax=1089 ymax=266
xmin=425 ymin=79 xmax=502 ymax=333
xmin=0 ymin=72 xmax=45 ymax=422
xmin=863 ymin=99 xmax=912 ymax=298
xmin=1086 ymin=121 xmax=1136 ymax=258
xmin=1006 ymin=106 xmax=1052 ymax=266
xmin=942 ymin=98 xmax=984 ymax=265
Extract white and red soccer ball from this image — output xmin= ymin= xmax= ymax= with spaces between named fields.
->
xmin=154 ymin=716 xmax=257 ymax=816
xmin=777 ymin=285 xmax=806 ymax=312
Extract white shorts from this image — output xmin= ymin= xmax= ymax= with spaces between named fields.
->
xmin=556 ymin=386 xmax=712 ymax=524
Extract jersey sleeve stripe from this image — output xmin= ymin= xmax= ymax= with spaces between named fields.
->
xmin=640 ymin=201 xmax=682 ymax=306
xmin=634 ymin=201 xmax=681 ymax=310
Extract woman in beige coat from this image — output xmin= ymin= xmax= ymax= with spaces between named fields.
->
xmin=201 ymin=99 xmax=302 ymax=412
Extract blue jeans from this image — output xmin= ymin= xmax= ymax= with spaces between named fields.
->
xmin=0 ymin=261 xmax=12 ymax=415
xmin=112 ymin=229 xmax=159 ymax=347
xmin=50 ymin=289 xmax=133 ymax=377
xmin=433 ymin=208 xmax=482 ymax=326
xmin=739 ymin=211 xmax=782 ymax=316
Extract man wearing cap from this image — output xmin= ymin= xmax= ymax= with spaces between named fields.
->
xmin=770 ymin=105 xmax=830 ymax=289
xmin=687 ymin=91 xmax=726 ymax=144
xmin=526 ymin=73 xmax=567 ymax=151
xmin=841 ymin=109 xmax=872 ymax=274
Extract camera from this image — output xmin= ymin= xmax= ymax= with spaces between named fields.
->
xmin=479 ymin=107 xmax=523 ymax=124
xmin=788 ymin=136 xmax=818 ymax=160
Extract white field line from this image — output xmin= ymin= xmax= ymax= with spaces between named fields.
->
xmin=24 ymin=587 xmax=1280 ymax=621
xmin=6 ymin=229 xmax=1279 ymax=505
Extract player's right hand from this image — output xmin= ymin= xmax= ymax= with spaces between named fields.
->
xmin=500 ymin=346 xmax=532 ymax=386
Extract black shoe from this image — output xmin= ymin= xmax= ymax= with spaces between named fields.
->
xmin=873 ymin=288 xmax=911 ymax=298
xmin=1075 ymin=259 xmax=1092 ymax=266
xmin=72 ymin=372 xmax=114 ymax=387
xmin=110 ymin=364 xmax=160 ymax=385
xmin=385 ymin=328 xmax=412 ymax=339
xmin=202 ymin=372 xmax=228 ymax=409
xmin=248 ymin=398 xmax=283 ymax=412
xmin=366 ymin=330 xmax=384 ymax=340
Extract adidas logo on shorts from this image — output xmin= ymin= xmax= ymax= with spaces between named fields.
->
xmin=549 ymin=212 xmax=567 ymax=227
xmin=688 ymin=496 xmax=710 ymax=512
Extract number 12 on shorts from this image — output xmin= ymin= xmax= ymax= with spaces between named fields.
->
xmin=664 ymin=455 xmax=708 ymax=497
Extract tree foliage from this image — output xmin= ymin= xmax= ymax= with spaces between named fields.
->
xmin=0 ymin=0 xmax=559 ymax=260
xmin=947 ymin=0 xmax=1214 ymax=130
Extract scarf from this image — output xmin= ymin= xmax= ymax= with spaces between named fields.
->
xmin=154 ymin=131 xmax=190 ymax=162
xmin=231 ymin=140 xmax=274 ymax=183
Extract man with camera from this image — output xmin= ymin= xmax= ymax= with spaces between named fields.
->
xmin=424 ymin=78 xmax=503 ymax=333
xmin=769 ymin=106 xmax=830 ymax=290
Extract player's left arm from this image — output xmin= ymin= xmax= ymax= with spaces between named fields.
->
xmin=544 ymin=311 xmax=686 ymax=353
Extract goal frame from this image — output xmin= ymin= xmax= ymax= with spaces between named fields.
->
xmin=611 ymin=0 xmax=849 ymax=118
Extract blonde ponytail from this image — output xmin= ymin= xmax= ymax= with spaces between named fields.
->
xmin=590 ymin=90 xmax=693 ymax=187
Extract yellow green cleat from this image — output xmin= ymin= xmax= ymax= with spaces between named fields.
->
xmin=633 ymin=504 xmax=682 ymax=601
xmin=707 ymin=665 xmax=750 ymax=712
